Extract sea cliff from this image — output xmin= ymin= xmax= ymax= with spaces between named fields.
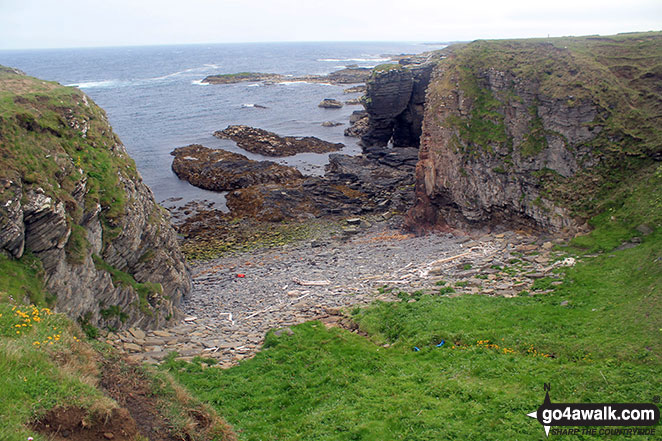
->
xmin=0 ymin=66 xmax=190 ymax=330
xmin=402 ymin=33 xmax=662 ymax=232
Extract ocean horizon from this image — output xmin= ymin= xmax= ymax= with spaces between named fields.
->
xmin=0 ymin=41 xmax=445 ymax=209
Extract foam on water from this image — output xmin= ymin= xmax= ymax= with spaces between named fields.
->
xmin=66 ymin=80 xmax=121 ymax=89
xmin=317 ymin=57 xmax=392 ymax=62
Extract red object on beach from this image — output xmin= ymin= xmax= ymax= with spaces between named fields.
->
xmin=237 ymin=273 xmax=246 ymax=278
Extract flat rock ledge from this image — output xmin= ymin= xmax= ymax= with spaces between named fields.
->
xmin=214 ymin=125 xmax=344 ymax=157
xmin=202 ymin=67 xmax=372 ymax=85
xmin=171 ymin=144 xmax=302 ymax=191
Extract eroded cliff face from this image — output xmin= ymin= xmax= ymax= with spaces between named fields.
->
xmin=409 ymin=34 xmax=662 ymax=233
xmin=0 ymin=67 xmax=190 ymax=329
xmin=361 ymin=60 xmax=437 ymax=148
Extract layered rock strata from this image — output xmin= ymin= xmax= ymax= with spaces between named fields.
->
xmin=0 ymin=68 xmax=190 ymax=329
xmin=409 ymin=35 xmax=662 ymax=232
xmin=361 ymin=62 xmax=437 ymax=147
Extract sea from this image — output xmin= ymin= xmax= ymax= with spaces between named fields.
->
xmin=0 ymin=42 xmax=443 ymax=210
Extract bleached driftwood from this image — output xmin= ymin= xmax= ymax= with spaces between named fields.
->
xmin=293 ymin=277 xmax=331 ymax=286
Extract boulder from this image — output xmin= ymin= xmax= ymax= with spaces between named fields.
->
xmin=318 ymin=99 xmax=344 ymax=109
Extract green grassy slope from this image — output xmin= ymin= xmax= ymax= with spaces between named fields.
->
xmin=0 ymin=299 xmax=236 ymax=440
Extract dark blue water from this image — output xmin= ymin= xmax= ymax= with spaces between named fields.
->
xmin=0 ymin=42 xmax=441 ymax=207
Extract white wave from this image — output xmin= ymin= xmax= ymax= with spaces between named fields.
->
xmin=66 ymin=80 xmax=119 ymax=89
xmin=191 ymin=79 xmax=210 ymax=86
xmin=150 ymin=65 xmax=221 ymax=82
xmin=278 ymin=81 xmax=336 ymax=86
xmin=317 ymin=57 xmax=392 ymax=63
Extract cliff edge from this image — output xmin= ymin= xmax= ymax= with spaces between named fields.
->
xmin=409 ymin=33 xmax=662 ymax=233
xmin=0 ymin=66 xmax=190 ymax=330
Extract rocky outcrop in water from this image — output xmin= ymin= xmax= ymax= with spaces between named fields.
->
xmin=214 ymin=125 xmax=344 ymax=157
xmin=171 ymin=144 xmax=303 ymax=191
xmin=201 ymin=72 xmax=283 ymax=84
xmin=319 ymin=99 xmax=343 ymax=109
xmin=202 ymin=67 xmax=372 ymax=86
xmin=0 ymin=68 xmax=190 ymax=330
xmin=344 ymin=110 xmax=369 ymax=138
xmin=344 ymin=85 xmax=367 ymax=94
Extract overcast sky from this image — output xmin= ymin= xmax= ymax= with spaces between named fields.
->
xmin=1 ymin=0 xmax=660 ymax=50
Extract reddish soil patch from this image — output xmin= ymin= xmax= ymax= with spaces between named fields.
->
xmin=99 ymin=360 xmax=183 ymax=441
xmin=32 ymin=407 xmax=137 ymax=441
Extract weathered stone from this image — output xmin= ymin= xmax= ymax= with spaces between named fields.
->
xmin=362 ymin=62 xmax=435 ymax=147
xmin=0 ymin=70 xmax=191 ymax=331
xmin=124 ymin=343 xmax=142 ymax=352
xmin=128 ymin=328 xmax=146 ymax=340
xmin=318 ymin=99 xmax=343 ymax=109
xmin=407 ymin=46 xmax=605 ymax=233
xmin=344 ymin=85 xmax=367 ymax=94
xmin=202 ymin=67 xmax=371 ymax=86
xmin=201 ymin=72 xmax=284 ymax=84
xmin=344 ymin=114 xmax=369 ymax=138
xmin=171 ymin=144 xmax=303 ymax=191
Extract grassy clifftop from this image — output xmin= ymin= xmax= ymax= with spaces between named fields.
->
xmin=0 ymin=66 xmax=136 ymax=241
xmin=0 ymin=302 xmax=236 ymax=440
xmin=417 ymin=32 xmax=662 ymax=231
xmin=446 ymin=32 xmax=662 ymax=159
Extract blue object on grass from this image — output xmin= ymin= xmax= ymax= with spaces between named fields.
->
xmin=413 ymin=346 xmax=420 ymax=352
xmin=436 ymin=340 xmax=445 ymax=347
